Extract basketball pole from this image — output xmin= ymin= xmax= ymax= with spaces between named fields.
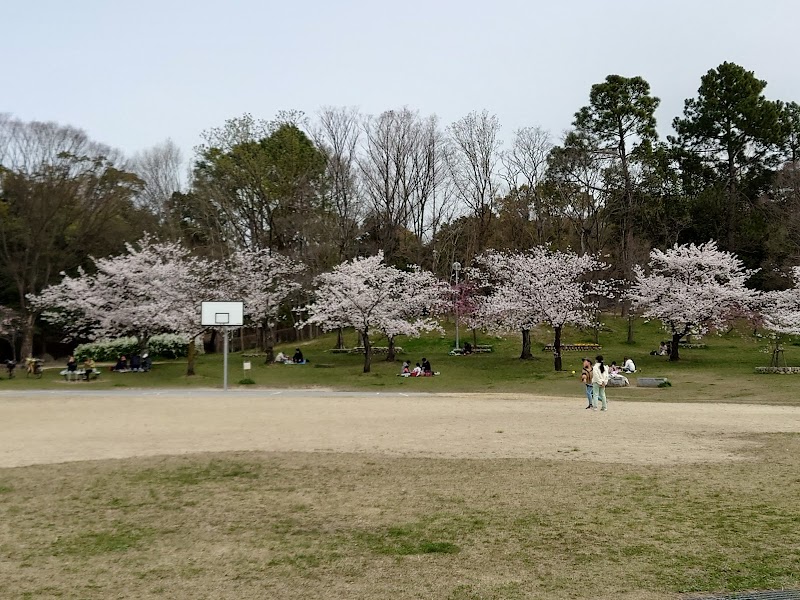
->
xmin=223 ymin=327 xmax=229 ymax=391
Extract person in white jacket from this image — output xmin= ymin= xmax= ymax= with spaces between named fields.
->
xmin=592 ymin=355 xmax=610 ymax=411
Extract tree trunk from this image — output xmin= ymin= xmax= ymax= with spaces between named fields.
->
xmin=20 ymin=313 xmax=35 ymax=359
xmin=670 ymin=333 xmax=682 ymax=362
xmin=386 ymin=336 xmax=396 ymax=362
xmin=520 ymin=329 xmax=532 ymax=360
xmin=362 ymin=331 xmax=372 ymax=373
xmin=553 ymin=325 xmax=563 ymax=371
xmin=472 ymin=328 xmax=477 ymax=347
xmin=263 ymin=324 xmax=275 ymax=364
xmin=336 ymin=327 xmax=345 ymax=350
xmin=626 ymin=314 xmax=634 ymax=344
xmin=186 ymin=337 xmax=196 ymax=376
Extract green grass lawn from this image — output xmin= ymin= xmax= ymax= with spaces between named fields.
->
xmin=3 ymin=316 xmax=799 ymax=405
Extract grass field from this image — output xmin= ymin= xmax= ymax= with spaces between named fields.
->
xmin=1 ymin=437 xmax=798 ymax=599
xmin=2 ymin=317 xmax=799 ymax=599
xmin=3 ymin=317 xmax=800 ymax=405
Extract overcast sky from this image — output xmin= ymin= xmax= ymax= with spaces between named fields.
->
xmin=3 ymin=0 xmax=798 ymax=159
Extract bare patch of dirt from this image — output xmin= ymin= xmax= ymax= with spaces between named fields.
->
xmin=1 ymin=390 xmax=798 ymax=467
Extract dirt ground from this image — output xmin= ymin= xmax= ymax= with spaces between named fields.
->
xmin=2 ymin=388 xmax=799 ymax=468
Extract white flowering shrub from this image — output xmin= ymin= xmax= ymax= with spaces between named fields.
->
xmin=74 ymin=334 xmax=195 ymax=361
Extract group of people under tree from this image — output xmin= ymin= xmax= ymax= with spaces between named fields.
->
xmin=399 ymin=357 xmax=435 ymax=377
xmin=580 ymin=355 xmax=636 ymax=410
xmin=109 ymin=354 xmax=152 ymax=372
xmin=273 ymin=348 xmax=307 ymax=364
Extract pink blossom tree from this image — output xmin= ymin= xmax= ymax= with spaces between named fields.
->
xmin=29 ymin=237 xmax=213 ymax=373
xmin=472 ymin=247 xmax=609 ymax=370
xmin=630 ymin=241 xmax=760 ymax=361
xmin=223 ymin=248 xmax=305 ymax=362
xmin=305 ymin=253 xmax=448 ymax=372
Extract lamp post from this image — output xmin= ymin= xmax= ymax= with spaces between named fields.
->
xmin=453 ymin=261 xmax=461 ymax=351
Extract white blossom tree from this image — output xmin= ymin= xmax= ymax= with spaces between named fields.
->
xmin=761 ymin=266 xmax=800 ymax=365
xmin=375 ymin=266 xmax=449 ymax=362
xmin=472 ymin=247 xmax=610 ymax=370
xmin=763 ymin=267 xmax=800 ymax=335
xmin=223 ymin=248 xmax=305 ymax=362
xmin=630 ymin=241 xmax=760 ymax=361
xmin=0 ymin=305 xmax=23 ymax=361
xmin=29 ymin=237 xmax=213 ymax=374
xmin=305 ymin=252 xmax=449 ymax=372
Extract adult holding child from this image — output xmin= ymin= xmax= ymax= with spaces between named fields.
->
xmin=592 ymin=355 xmax=610 ymax=411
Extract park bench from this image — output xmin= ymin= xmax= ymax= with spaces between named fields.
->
xmin=348 ymin=346 xmax=403 ymax=355
xmin=449 ymin=344 xmax=493 ymax=355
xmin=636 ymin=377 xmax=670 ymax=388
xmin=542 ymin=344 xmax=602 ymax=352
xmin=60 ymin=368 xmax=101 ymax=381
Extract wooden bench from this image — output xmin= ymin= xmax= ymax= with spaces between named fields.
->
xmin=542 ymin=344 xmax=602 ymax=352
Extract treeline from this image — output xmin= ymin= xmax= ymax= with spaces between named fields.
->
xmin=2 ymin=61 xmax=800 ymax=356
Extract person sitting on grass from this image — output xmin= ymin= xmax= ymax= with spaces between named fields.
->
xmin=622 ymin=356 xmax=636 ymax=373
xmin=400 ymin=361 xmax=411 ymax=377
xmin=112 ymin=355 xmax=127 ymax=372
xmin=130 ymin=354 xmax=142 ymax=371
xmin=293 ymin=348 xmax=304 ymax=363
xmin=66 ymin=355 xmax=77 ymax=372
xmin=411 ymin=362 xmax=423 ymax=377
xmin=421 ymin=357 xmax=432 ymax=376
xmin=141 ymin=353 xmax=152 ymax=372
xmin=609 ymin=361 xmax=620 ymax=376
xmin=274 ymin=351 xmax=288 ymax=363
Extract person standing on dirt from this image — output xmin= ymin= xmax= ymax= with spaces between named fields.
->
xmin=580 ymin=358 xmax=593 ymax=409
xmin=592 ymin=355 xmax=610 ymax=411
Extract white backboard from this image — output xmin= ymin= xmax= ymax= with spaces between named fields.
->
xmin=201 ymin=301 xmax=244 ymax=326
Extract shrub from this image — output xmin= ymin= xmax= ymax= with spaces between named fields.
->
xmin=74 ymin=334 xmax=198 ymax=362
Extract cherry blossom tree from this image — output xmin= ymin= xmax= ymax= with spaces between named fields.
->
xmin=305 ymin=252 xmax=449 ymax=372
xmin=760 ymin=266 xmax=800 ymax=365
xmin=630 ymin=241 xmax=760 ymax=361
xmin=762 ymin=267 xmax=800 ymax=336
xmin=223 ymin=248 xmax=305 ymax=362
xmin=472 ymin=247 xmax=609 ymax=370
xmin=376 ymin=266 xmax=449 ymax=362
xmin=29 ymin=237 xmax=213 ymax=373
xmin=0 ymin=306 xmax=23 ymax=360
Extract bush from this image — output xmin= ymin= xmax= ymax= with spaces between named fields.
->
xmin=74 ymin=334 xmax=195 ymax=362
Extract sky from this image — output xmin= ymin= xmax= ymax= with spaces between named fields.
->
xmin=3 ymin=0 xmax=799 ymax=160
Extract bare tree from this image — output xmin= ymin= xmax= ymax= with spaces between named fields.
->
xmin=501 ymin=126 xmax=554 ymax=246
xmin=130 ymin=139 xmax=184 ymax=234
xmin=446 ymin=110 xmax=502 ymax=260
xmin=312 ymin=106 xmax=363 ymax=261
xmin=359 ymin=107 xmax=447 ymax=263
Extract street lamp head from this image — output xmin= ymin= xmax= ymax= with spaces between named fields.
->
xmin=452 ymin=261 xmax=462 ymax=272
